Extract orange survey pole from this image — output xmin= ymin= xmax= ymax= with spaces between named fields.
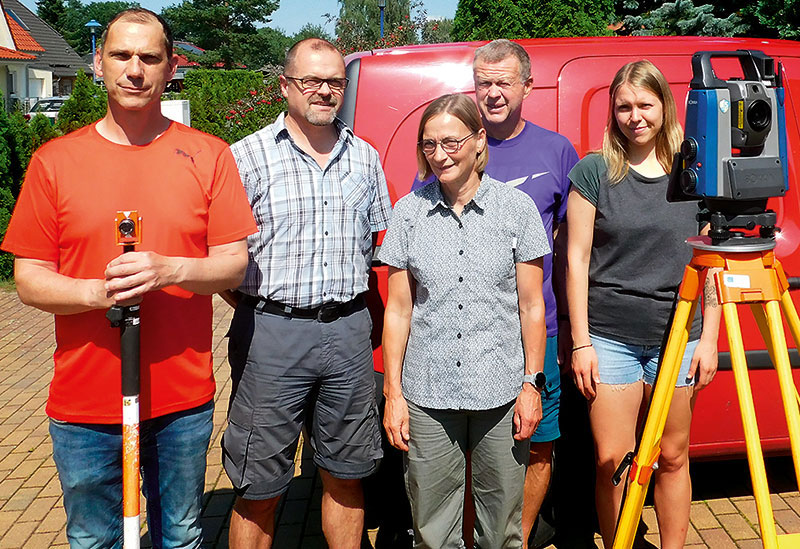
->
xmin=106 ymin=211 xmax=142 ymax=549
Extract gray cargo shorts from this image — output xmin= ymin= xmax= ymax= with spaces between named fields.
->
xmin=221 ymin=299 xmax=383 ymax=500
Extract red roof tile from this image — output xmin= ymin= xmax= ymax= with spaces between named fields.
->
xmin=0 ymin=45 xmax=35 ymax=59
xmin=6 ymin=11 xmax=44 ymax=52
xmin=176 ymin=53 xmax=200 ymax=68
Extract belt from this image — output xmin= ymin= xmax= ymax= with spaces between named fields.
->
xmin=240 ymin=294 xmax=365 ymax=322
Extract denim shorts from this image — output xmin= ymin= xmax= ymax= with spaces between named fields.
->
xmin=591 ymin=333 xmax=699 ymax=387
xmin=531 ymin=335 xmax=561 ymax=443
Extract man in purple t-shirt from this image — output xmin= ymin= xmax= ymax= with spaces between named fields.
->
xmin=471 ymin=39 xmax=578 ymax=547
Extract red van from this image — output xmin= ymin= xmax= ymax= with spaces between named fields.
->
xmin=341 ymin=36 xmax=800 ymax=459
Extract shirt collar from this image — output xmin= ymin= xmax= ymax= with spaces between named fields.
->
xmin=427 ymin=172 xmax=492 ymax=213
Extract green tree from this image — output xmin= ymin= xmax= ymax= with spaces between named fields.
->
xmin=36 ymin=0 xmax=67 ymax=29
xmin=161 ymin=0 xmax=279 ymax=69
xmin=623 ymin=0 xmax=748 ymax=36
xmin=452 ymin=0 xmax=526 ymax=41
xmin=744 ymin=0 xmax=800 ymax=39
xmin=0 ymin=108 xmax=37 ymax=280
xmin=29 ymin=114 xmax=61 ymax=151
xmin=57 ymin=71 xmax=107 ymax=134
xmin=421 ymin=17 xmax=453 ymax=43
xmin=58 ymin=0 xmax=140 ymax=55
xmin=293 ymin=23 xmax=333 ymax=42
xmin=334 ymin=0 xmax=415 ymax=46
xmin=453 ymin=0 xmax=613 ymax=41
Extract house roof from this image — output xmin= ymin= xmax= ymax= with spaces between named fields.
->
xmin=2 ymin=0 xmax=86 ymax=76
xmin=5 ymin=10 xmax=43 ymax=51
xmin=0 ymin=43 xmax=34 ymax=59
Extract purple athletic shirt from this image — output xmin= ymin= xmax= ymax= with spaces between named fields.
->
xmin=411 ymin=121 xmax=578 ymax=336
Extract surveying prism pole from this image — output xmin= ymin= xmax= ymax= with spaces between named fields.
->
xmin=106 ymin=211 xmax=142 ymax=549
xmin=612 ymin=236 xmax=800 ymax=549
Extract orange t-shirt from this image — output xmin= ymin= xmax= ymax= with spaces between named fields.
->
xmin=1 ymin=122 xmax=256 ymax=423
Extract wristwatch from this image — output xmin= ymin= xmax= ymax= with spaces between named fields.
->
xmin=523 ymin=371 xmax=547 ymax=391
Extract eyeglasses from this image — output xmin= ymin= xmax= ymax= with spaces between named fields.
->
xmin=284 ymin=76 xmax=349 ymax=92
xmin=418 ymin=133 xmax=476 ymax=155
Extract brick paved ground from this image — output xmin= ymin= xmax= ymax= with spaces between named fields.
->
xmin=1 ymin=288 xmax=800 ymax=548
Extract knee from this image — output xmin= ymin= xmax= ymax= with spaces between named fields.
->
xmin=234 ymin=496 xmax=280 ymax=520
xmin=593 ymin=446 xmax=632 ymax=481
xmin=658 ymin=443 xmax=689 ymax=474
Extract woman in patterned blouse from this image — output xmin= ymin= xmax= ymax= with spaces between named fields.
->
xmin=378 ymin=93 xmax=551 ymax=548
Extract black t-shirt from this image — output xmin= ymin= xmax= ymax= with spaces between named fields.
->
xmin=569 ymin=154 xmax=703 ymax=345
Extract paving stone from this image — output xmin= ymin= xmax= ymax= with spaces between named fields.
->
xmin=34 ymin=505 xmax=66 ymax=533
xmin=0 ymin=510 xmax=22 ymax=532
xmin=732 ymin=497 xmax=760 ymax=525
xmin=707 ymin=497 xmax=738 ymax=515
xmin=774 ymin=508 xmax=800 ymax=534
xmin=691 ymin=501 xmax=720 ymax=529
xmin=272 ymin=523 xmax=302 ymax=549
xmin=735 ymin=539 xmax=766 ymax=549
xmin=717 ymin=512 xmax=759 ymax=540
xmin=686 ymin=522 xmax=703 ymax=545
xmin=0 ymin=521 xmax=38 ymax=548
xmin=641 ymin=507 xmax=659 ymax=533
xmin=18 ymin=496 xmax=57 ymax=523
xmin=0 ymin=478 xmax=24 ymax=499
xmin=2 ymin=487 xmax=40 ymax=512
xmin=699 ymin=527 xmax=738 ymax=548
xmin=21 ymin=532 xmax=57 ymax=549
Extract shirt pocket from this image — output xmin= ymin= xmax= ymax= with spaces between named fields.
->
xmin=340 ymin=172 xmax=372 ymax=220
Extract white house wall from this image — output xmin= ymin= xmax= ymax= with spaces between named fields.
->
xmin=27 ymin=67 xmax=50 ymax=99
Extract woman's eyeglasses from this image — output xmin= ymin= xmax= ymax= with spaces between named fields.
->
xmin=418 ymin=133 xmax=476 ymax=155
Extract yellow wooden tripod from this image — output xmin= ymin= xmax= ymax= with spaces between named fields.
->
xmin=613 ymin=236 xmax=800 ymax=549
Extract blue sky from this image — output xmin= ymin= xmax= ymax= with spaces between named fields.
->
xmin=18 ymin=0 xmax=459 ymax=36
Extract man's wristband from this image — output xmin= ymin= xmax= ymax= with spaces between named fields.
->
xmin=572 ymin=343 xmax=593 ymax=352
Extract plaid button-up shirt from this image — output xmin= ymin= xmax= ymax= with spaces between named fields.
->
xmin=231 ymin=113 xmax=392 ymax=308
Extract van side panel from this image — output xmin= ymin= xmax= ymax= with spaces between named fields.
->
xmin=348 ymin=38 xmax=800 ymax=457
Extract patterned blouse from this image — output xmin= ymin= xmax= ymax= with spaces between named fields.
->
xmin=379 ymin=174 xmax=550 ymax=410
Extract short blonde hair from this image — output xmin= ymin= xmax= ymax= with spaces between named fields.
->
xmin=416 ymin=94 xmax=488 ymax=181
xmin=602 ymin=60 xmax=682 ymax=184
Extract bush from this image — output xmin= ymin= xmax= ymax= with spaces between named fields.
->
xmin=182 ymin=69 xmax=286 ymax=144
xmin=29 ymin=113 xmax=60 ymax=151
xmin=0 ymin=109 xmax=62 ymax=281
xmin=0 ymin=107 xmax=36 ymax=281
xmin=57 ymin=71 xmax=107 ymax=134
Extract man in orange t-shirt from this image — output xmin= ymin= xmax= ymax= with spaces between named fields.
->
xmin=1 ymin=9 xmax=255 ymax=548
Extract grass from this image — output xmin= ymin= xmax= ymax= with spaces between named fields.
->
xmin=0 ymin=278 xmax=15 ymax=292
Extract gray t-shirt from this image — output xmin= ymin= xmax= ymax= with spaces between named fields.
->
xmin=569 ymin=154 xmax=702 ymax=345
xmin=378 ymin=174 xmax=550 ymax=410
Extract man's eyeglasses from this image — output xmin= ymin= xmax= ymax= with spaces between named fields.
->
xmin=284 ymin=76 xmax=349 ymax=92
xmin=418 ymin=133 xmax=476 ymax=155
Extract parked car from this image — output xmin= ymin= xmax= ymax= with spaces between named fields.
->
xmin=342 ymin=36 xmax=800 ymax=460
xmin=25 ymin=96 xmax=68 ymax=121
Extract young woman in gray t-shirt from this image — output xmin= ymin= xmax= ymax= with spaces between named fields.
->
xmin=566 ymin=60 xmax=722 ymax=549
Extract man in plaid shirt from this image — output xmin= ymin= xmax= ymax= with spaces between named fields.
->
xmin=221 ymin=38 xmax=392 ymax=549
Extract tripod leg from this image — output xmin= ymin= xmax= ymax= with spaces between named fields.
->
xmin=612 ymin=296 xmax=697 ymax=549
xmin=780 ymin=290 xmax=800 ymax=351
xmin=765 ymin=300 xmax=800 ymax=486
xmin=750 ymin=304 xmax=779 ymax=369
xmin=723 ymin=302 xmax=779 ymax=548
